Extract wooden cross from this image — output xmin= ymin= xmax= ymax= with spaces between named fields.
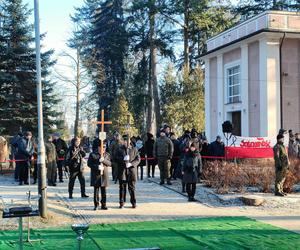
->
xmin=91 ymin=109 xmax=112 ymax=157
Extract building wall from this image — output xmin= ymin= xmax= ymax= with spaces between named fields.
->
xmin=248 ymin=41 xmax=260 ymax=136
xmin=223 ymin=48 xmax=241 ymax=66
xmin=209 ymin=57 xmax=218 ymax=139
xmin=282 ymin=38 xmax=300 ymax=132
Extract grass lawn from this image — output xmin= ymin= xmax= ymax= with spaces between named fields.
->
xmin=0 ymin=217 xmax=300 ymax=250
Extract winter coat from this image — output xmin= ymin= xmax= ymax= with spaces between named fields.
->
xmin=15 ymin=137 xmax=34 ymax=160
xmin=45 ymin=142 xmax=57 ymax=165
xmin=52 ymin=138 xmax=68 ymax=159
xmin=190 ymin=137 xmax=202 ymax=152
xmin=209 ymin=141 xmax=225 ymax=157
xmin=145 ymin=137 xmax=156 ymax=165
xmin=153 ymin=136 xmax=174 ymax=159
xmin=274 ymin=142 xmax=289 ymax=172
xmin=87 ymin=151 xmax=111 ymax=187
xmin=288 ymin=140 xmax=299 ymax=159
xmin=138 ymin=145 xmax=146 ymax=167
xmin=201 ymin=142 xmax=210 ymax=157
xmin=116 ymin=145 xmax=141 ymax=182
xmin=109 ymin=139 xmax=121 ymax=162
xmin=182 ymin=150 xmax=202 ymax=184
xmin=171 ymin=139 xmax=181 ymax=158
xmin=65 ymin=146 xmax=86 ymax=172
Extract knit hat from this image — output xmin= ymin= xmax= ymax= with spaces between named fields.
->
xmin=277 ymin=134 xmax=284 ymax=140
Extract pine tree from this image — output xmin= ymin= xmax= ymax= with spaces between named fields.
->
xmin=236 ymin=0 xmax=299 ymax=18
xmin=180 ymin=66 xmax=205 ymax=132
xmin=129 ymin=0 xmax=175 ymax=134
xmin=0 ymin=0 xmax=62 ymax=135
xmin=110 ymin=92 xmax=138 ymax=136
xmin=91 ymin=0 xmax=128 ymax=113
xmin=160 ymin=64 xmax=183 ymax=135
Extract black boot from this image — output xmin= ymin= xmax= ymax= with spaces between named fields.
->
xmin=101 ymin=204 xmax=108 ymax=210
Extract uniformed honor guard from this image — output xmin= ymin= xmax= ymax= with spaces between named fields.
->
xmin=153 ymin=129 xmax=174 ymax=185
xmin=273 ymin=134 xmax=290 ymax=196
xmin=88 ymin=139 xmax=111 ymax=210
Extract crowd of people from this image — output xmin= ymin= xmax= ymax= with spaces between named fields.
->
xmin=9 ymin=125 xmax=226 ymax=210
xmin=6 ymin=125 xmax=300 ymax=210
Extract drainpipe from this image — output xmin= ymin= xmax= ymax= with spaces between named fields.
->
xmin=279 ymin=32 xmax=286 ymax=129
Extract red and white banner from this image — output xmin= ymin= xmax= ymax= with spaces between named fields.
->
xmin=225 ymin=136 xmax=288 ymax=159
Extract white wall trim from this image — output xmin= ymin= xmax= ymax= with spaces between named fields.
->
xmin=241 ymin=44 xmax=249 ymax=136
xmin=259 ymin=38 xmax=268 ymax=136
xmin=217 ymin=55 xmax=224 ymax=137
xmin=205 ymin=58 xmax=211 ymax=142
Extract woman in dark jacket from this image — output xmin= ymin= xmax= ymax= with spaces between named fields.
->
xmin=65 ymin=137 xmax=88 ymax=199
xmin=145 ymin=133 xmax=156 ymax=178
xmin=182 ymin=142 xmax=202 ymax=202
xmin=87 ymin=139 xmax=111 ymax=210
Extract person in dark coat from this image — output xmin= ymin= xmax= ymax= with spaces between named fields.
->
xmin=182 ymin=143 xmax=202 ymax=202
xmin=178 ymin=132 xmax=191 ymax=193
xmin=109 ymin=132 xmax=122 ymax=182
xmin=115 ymin=136 xmax=141 ymax=209
xmin=170 ymin=133 xmax=180 ymax=180
xmin=11 ymin=132 xmax=23 ymax=181
xmin=52 ymin=133 xmax=68 ymax=183
xmin=200 ymin=136 xmax=210 ymax=158
xmin=209 ymin=136 xmax=225 ymax=158
xmin=65 ymin=137 xmax=88 ymax=199
xmin=88 ymin=139 xmax=111 ymax=210
xmin=136 ymin=136 xmax=145 ymax=180
xmin=15 ymin=131 xmax=34 ymax=185
xmin=145 ymin=133 xmax=156 ymax=178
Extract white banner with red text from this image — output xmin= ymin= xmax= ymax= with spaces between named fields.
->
xmin=225 ymin=135 xmax=288 ymax=159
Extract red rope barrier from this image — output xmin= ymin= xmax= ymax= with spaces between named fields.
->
xmin=0 ymin=155 xmax=226 ymax=163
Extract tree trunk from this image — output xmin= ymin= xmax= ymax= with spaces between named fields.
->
xmin=147 ymin=0 xmax=160 ymax=135
xmin=183 ymin=0 xmax=190 ymax=71
xmin=74 ymin=49 xmax=80 ymax=137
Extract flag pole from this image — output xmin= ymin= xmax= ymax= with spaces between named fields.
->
xmin=34 ymin=0 xmax=47 ymax=218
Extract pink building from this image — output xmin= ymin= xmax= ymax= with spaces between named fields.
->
xmin=201 ymin=11 xmax=300 ymax=142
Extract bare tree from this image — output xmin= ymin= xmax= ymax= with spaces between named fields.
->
xmin=55 ymin=47 xmax=90 ymax=137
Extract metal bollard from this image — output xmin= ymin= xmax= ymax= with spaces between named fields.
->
xmin=71 ymin=224 xmax=89 ymax=250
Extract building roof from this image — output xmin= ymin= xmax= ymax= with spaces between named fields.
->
xmin=203 ymin=11 xmax=300 ymax=56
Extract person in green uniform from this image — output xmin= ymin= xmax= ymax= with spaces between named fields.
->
xmin=273 ymin=134 xmax=290 ymax=196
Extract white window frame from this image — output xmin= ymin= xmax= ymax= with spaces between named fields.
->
xmin=224 ymin=61 xmax=241 ymax=104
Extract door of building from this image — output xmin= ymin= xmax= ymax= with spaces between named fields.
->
xmin=232 ymin=111 xmax=241 ymax=136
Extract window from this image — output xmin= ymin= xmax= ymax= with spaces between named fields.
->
xmin=227 ymin=65 xmax=241 ymax=103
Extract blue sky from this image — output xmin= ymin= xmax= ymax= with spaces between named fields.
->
xmin=25 ymin=0 xmax=84 ymax=52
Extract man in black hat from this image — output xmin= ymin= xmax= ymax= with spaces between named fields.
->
xmin=115 ymin=135 xmax=140 ymax=208
xmin=273 ymin=134 xmax=290 ymax=196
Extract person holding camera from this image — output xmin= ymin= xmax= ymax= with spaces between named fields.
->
xmin=65 ymin=137 xmax=88 ymax=199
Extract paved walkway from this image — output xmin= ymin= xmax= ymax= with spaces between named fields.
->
xmin=0 ymin=169 xmax=300 ymax=234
